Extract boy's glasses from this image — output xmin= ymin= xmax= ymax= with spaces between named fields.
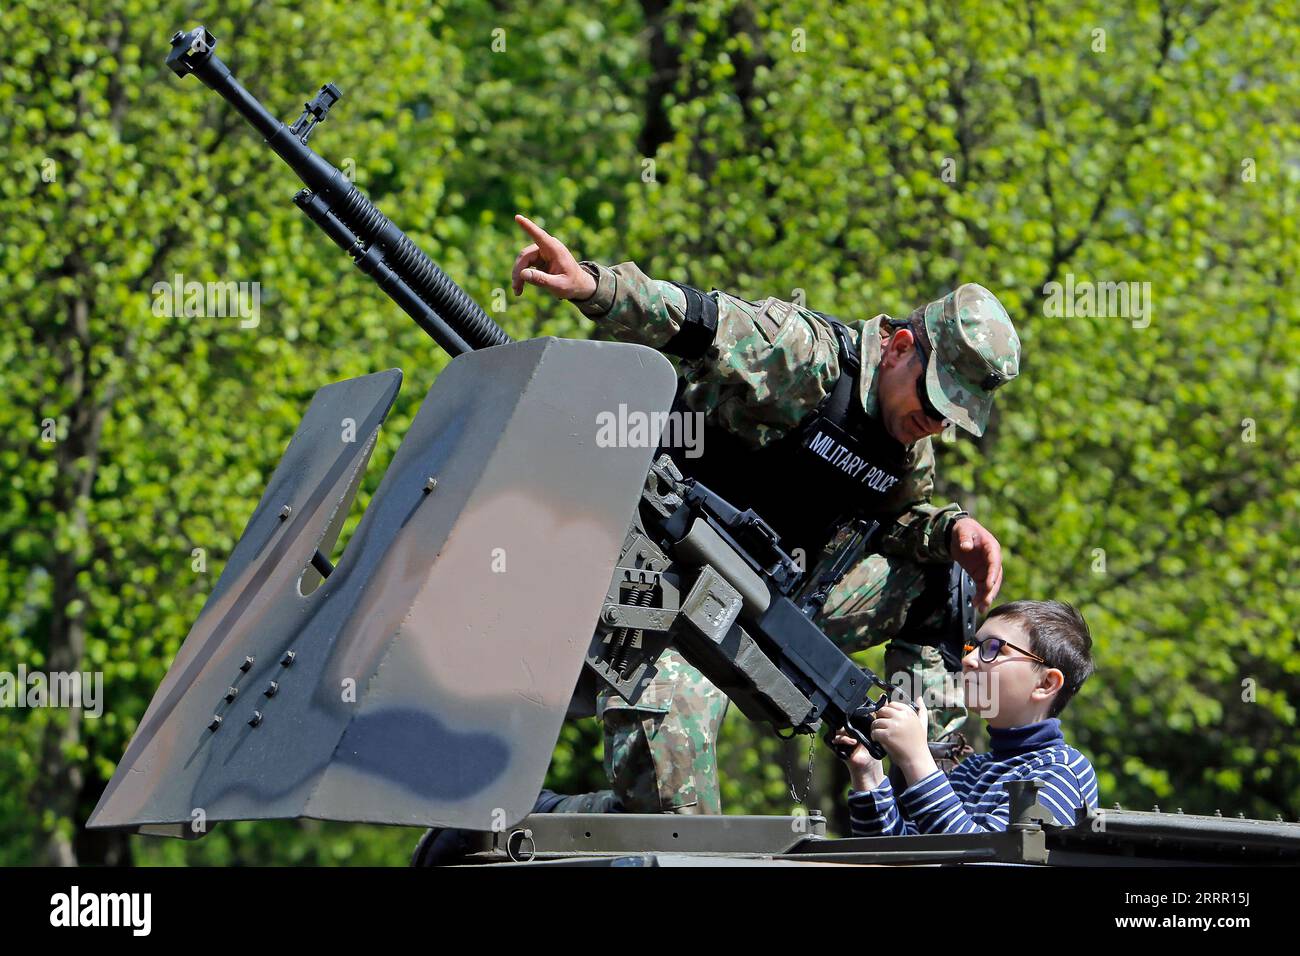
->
xmin=964 ymin=635 xmax=1048 ymax=665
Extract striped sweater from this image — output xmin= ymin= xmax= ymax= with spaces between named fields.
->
xmin=847 ymin=718 xmax=1098 ymax=837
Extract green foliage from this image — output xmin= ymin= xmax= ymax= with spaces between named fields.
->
xmin=1 ymin=0 xmax=1295 ymax=864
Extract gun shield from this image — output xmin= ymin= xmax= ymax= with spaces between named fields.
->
xmin=88 ymin=339 xmax=677 ymax=834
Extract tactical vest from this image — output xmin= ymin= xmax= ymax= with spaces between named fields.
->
xmin=662 ymin=285 xmax=910 ymax=566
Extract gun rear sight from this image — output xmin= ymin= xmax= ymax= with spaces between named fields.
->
xmin=290 ymin=84 xmax=343 ymax=144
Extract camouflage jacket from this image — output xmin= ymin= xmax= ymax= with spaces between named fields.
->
xmin=573 ymin=260 xmax=967 ymax=565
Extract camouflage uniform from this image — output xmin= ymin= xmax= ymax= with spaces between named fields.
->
xmin=553 ymin=260 xmax=1020 ymax=813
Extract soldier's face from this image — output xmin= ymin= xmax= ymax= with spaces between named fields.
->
xmin=878 ymin=331 xmax=947 ymax=445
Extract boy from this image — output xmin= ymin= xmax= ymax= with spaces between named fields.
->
xmin=835 ymin=600 xmax=1098 ymax=835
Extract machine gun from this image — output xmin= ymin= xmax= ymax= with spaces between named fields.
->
xmin=586 ymin=455 xmax=974 ymax=760
xmin=103 ymin=30 xmax=973 ymax=836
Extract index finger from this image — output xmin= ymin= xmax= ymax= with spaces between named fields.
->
xmin=982 ymin=536 xmax=1002 ymax=605
xmin=986 ymin=558 xmax=1004 ymax=608
xmin=514 ymin=214 xmax=555 ymax=249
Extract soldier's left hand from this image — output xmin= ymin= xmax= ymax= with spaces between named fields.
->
xmin=949 ymin=516 xmax=1003 ymax=613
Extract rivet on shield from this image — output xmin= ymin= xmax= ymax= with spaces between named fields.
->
xmin=248 ymin=711 xmax=263 ymax=727
xmin=278 ymin=504 xmax=292 ymax=521
xmin=423 ymin=476 xmax=438 ymax=494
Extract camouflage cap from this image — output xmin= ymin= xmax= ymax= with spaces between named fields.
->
xmin=912 ymin=283 xmax=1020 ymax=438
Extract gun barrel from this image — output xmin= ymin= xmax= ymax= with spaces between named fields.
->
xmin=294 ymin=191 xmax=472 ymax=355
xmin=166 ymin=26 xmax=510 ymax=355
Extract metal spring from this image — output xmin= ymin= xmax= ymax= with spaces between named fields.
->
xmin=609 ymin=585 xmax=656 ymax=677
xmin=334 ymin=184 xmax=511 ymax=350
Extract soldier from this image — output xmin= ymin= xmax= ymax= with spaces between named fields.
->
xmin=512 ymin=214 xmax=1020 ymax=815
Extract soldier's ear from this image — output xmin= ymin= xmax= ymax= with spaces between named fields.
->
xmin=880 ymin=328 xmax=915 ymax=366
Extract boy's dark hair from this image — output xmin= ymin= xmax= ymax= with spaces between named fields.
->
xmin=986 ymin=600 xmax=1094 ymax=718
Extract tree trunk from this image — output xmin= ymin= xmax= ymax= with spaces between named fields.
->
xmin=32 ymin=294 xmax=106 ymax=866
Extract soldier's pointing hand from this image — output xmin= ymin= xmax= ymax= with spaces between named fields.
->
xmin=512 ymin=214 xmax=597 ymax=300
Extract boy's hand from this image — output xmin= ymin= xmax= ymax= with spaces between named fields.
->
xmin=511 ymin=214 xmax=597 ymax=300
xmin=831 ymin=730 xmax=885 ymax=793
xmin=869 ymin=699 xmax=939 ymax=786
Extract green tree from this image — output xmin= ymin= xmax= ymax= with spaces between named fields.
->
xmin=3 ymin=0 xmax=1296 ymax=865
